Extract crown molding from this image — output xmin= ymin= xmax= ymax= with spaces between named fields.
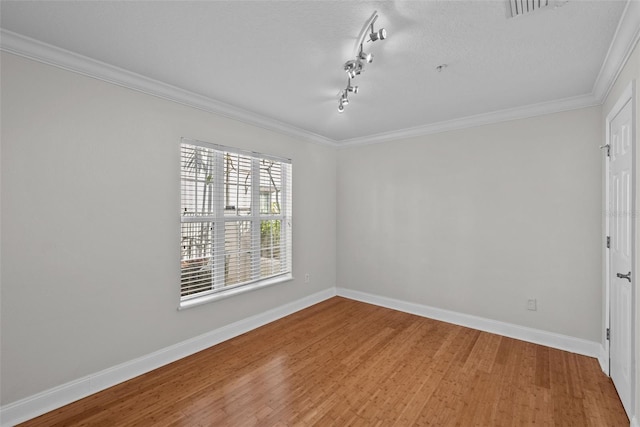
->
xmin=592 ymin=0 xmax=640 ymax=103
xmin=2 ymin=0 xmax=639 ymax=151
xmin=338 ymin=93 xmax=600 ymax=147
xmin=0 ymin=29 xmax=337 ymax=148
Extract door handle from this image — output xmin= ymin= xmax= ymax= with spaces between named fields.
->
xmin=616 ymin=271 xmax=631 ymax=282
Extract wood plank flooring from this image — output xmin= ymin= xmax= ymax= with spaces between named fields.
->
xmin=20 ymin=297 xmax=629 ymax=426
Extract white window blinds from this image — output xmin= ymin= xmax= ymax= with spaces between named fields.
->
xmin=180 ymin=138 xmax=292 ymax=306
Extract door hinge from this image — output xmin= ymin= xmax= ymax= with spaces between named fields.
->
xmin=607 ymin=236 xmax=610 ymax=249
xmin=606 ymin=328 xmax=610 ymax=340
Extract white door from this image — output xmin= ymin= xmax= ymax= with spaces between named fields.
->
xmin=609 ymin=96 xmax=634 ymax=418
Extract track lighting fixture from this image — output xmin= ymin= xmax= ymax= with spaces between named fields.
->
xmin=336 ymin=11 xmax=387 ymax=113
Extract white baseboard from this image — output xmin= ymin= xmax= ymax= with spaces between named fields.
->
xmin=0 ymin=288 xmax=337 ymax=427
xmin=336 ymin=287 xmax=604 ymax=360
xmin=597 ymin=345 xmax=609 ymax=375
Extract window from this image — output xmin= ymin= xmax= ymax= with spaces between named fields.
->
xmin=180 ymin=138 xmax=292 ymax=308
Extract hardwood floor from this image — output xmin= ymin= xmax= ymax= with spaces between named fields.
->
xmin=20 ymin=297 xmax=628 ymax=426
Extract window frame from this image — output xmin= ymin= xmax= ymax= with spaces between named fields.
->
xmin=179 ymin=138 xmax=292 ymax=310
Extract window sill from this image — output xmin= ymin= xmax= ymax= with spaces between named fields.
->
xmin=178 ymin=274 xmax=293 ymax=310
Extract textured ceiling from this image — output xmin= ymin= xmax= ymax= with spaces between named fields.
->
xmin=0 ymin=1 xmax=629 ymax=143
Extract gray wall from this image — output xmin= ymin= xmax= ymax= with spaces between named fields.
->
xmin=337 ymin=106 xmax=603 ymax=342
xmin=0 ymin=53 xmax=337 ymax=404
xmin=0 ymin=46 xmax=622 ymax=410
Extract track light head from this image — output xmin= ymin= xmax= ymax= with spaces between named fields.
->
xmin=338 ymin=90 xmax=348 ymax=113
xmin=340 ymin=91 xmax=349 ymax=105
xmin=344 ymin=60 xmax=356 ymax=78
xmin=369 ymin=28 xmax=387 ymax=42
xmin=347 ymin=79 xmax=358 ymax=94
xmin=359 ymin=50 xmax=373 ymax=63
xmin=344 ymin=60 xmax=364 ymax=78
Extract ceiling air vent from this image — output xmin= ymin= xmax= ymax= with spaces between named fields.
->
xmin=507 ymin=0 xmax=550 ymax=18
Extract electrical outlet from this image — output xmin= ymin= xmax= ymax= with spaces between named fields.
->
xmin=304 ymin=273 xmax=310 ymax=283
xmin=527 ymin=299 xmax=537 ymax=311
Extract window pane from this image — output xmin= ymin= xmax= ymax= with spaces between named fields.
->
xmin=181 ymin=145 xmax=215 ymax=217
xmin=260 ymin=219 xmax=282 ymax=277
xmin=223 ymin=152 xmax=252 ymax=216
xmin=181 ymin=221 xmax=214 ymax=297
xmin=225 ymin=220 xmax=253 ymax=286
xmin=260 ymin=159 xmax=281 ymax=214
xmin=260 ymin=192 xmax=271 ymax=215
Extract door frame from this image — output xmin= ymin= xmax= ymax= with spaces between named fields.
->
xmin=604 ymin=80 xmax=636 ymax=420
